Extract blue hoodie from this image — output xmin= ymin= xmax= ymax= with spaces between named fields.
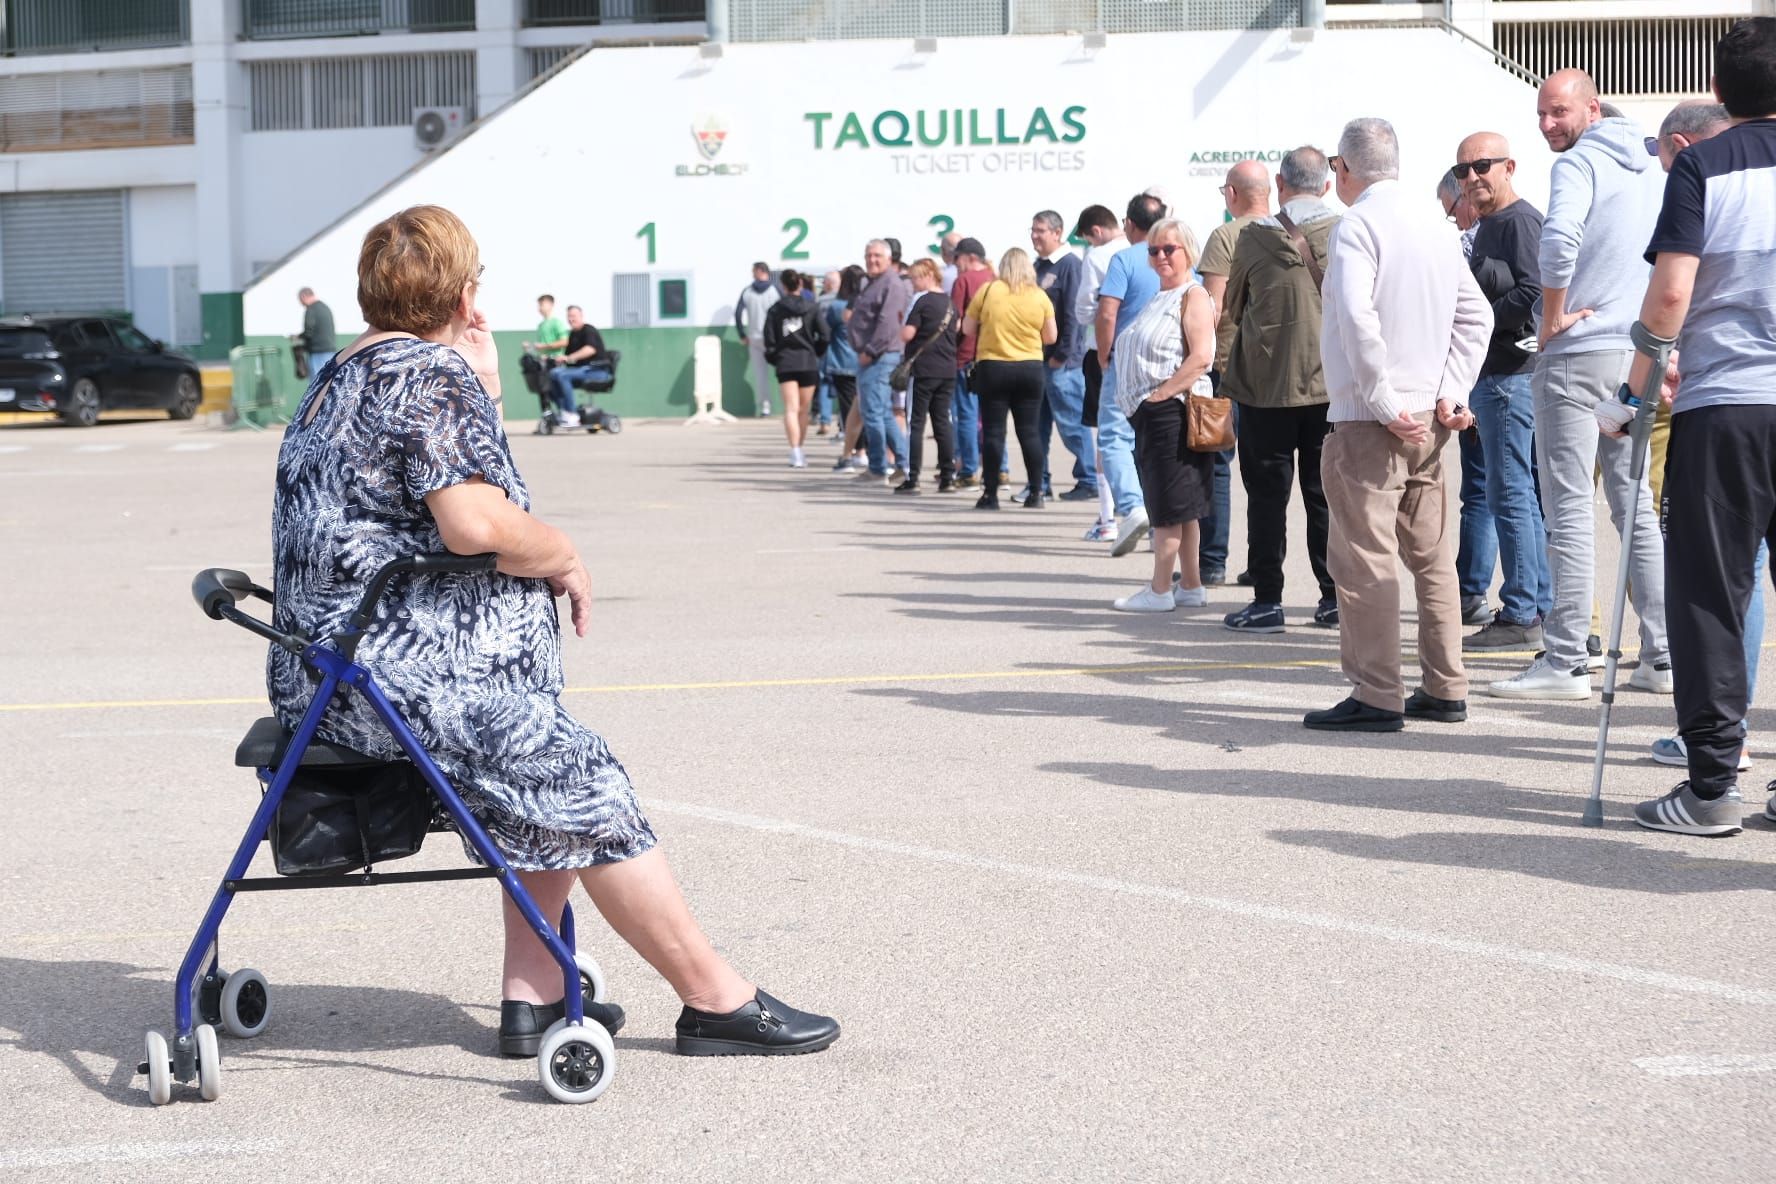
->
xmin=1537 ymin=117 xmax=1666 ymax=356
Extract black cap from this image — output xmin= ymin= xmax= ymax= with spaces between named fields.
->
xmin=954 ymin=236 xmax=987 ymax=260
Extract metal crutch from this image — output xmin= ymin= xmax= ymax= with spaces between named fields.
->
xmin=1584 ymin=321 xmax=1678 ymax=826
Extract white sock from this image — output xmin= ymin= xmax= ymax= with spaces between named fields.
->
xmin=1093 ymin=433 xmax=1114 ymax=525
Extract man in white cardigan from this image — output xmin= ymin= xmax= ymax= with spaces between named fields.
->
xmin=1304 ymin=118 xmax=1494 ymax=733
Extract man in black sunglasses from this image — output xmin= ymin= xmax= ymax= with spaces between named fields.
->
xmin=1455 ymin=132 xmax=1552 ymax=654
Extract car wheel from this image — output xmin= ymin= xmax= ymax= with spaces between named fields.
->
xmin=60 ymin=378 xmax=101 ymax=427
xmin=169 ymin=374 xmax=201 ymax=420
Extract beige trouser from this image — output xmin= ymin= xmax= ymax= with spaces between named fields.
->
xmin=1321 ymin=415 xmax=1468 ymax=711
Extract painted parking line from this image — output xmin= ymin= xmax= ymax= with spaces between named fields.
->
xmin=73 ymin=443 xmax=125 ymax=453
xmin=651 ymin=798 xmax=1776 ymax=1008
xmin=1634 ymin=1053 xmax=1776 ymax=1077
xmin=0 ymin=444 xmax=28 ymax=454
xmin=0 ymin=1139 xmax=281 ymax=1169
xmin=167 ymin=442 xmax=216 ymax=452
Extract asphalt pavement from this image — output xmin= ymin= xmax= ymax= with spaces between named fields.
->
xmin=0 ymin=412 xmax=1771 ymax=1182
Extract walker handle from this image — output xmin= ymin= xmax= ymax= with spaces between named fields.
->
xmin=337 ymin=552 xmax=498 ymax=659
xmin=192 ymin=568 xmax=272 ymax=620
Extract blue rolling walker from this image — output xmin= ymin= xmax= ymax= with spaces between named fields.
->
xmin=139 ymin=553 xmax=615 ymax=1105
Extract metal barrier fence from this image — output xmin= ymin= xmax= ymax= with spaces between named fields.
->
xmin=242 ymin=0 xmax=475 ymax=40
xmin=228 ymin=346 xmax=290 ymax=432
xmin=1 ymin=0 xmax=188 ymax=56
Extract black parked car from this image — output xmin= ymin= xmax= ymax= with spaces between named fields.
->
xmin=0 ymin=315 xmax=202 ymax=427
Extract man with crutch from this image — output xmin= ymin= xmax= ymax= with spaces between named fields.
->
xmin=1618 ymin=18 xmax=1776 ymax=836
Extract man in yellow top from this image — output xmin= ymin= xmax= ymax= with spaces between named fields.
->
xmin=1196 ymin=159 xmax=1271 ymax=585
xmin=524 ymin=294 xmax=569 ymax=359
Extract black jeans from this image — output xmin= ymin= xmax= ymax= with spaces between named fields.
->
xmin=973 ymin=360 xmax=1046 ymax=496
xmin=1237 ymin=402 xmax=1334 ymax=605
xmin=833 ymin=373 xmax=858 ymax=431
xmin=906 ymin=373 xmax=956 ymax=481
xmin=1665 ymin=403 xmax=1776 ymax=799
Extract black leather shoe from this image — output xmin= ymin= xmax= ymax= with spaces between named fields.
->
xmin=675 ymin=989 xmax=840 ymax=1057
xmin=975 ymin=493 xmax=1000 ymax=510
xmin=499 ymin=995 xmax=626 ymax=1058
xmin=1404 ymin=688 xmax=1468 ymax=723
xmin=1303 ymin=696 xmax=1405 ymax=733
xmin=1023 ymin=493 xmax=1045 ymax=509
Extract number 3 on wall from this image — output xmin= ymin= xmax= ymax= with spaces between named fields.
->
xmin=927 ymin=215 xmax=954 ymax=256
xmin=781 ymin=218 xmax=810 ymax=262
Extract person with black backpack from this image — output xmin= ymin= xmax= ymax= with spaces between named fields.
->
xmin=762 ymin=269 xmax=829 ymax=468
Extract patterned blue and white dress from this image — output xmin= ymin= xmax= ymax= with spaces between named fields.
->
xmin=267 ymin=337 xmax=657 ymax=871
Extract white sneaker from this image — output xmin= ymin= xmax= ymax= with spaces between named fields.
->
xmin=1629 ymin=661 xmax=1675 ymax=694
xmin=1113 ymin=585 xmax=1175 ymax=613
xmin=1651 ymin=735 xmax=1752 ymax=771
xmin=788 ymin=448 xmax=805 ymax=468
xmin=1486 ymin=654 xmax=1592 ymax=700
xmin=555 ymin=409 xmax=579 ymax=427
xmin=1110 ymin=507 xmax=1149 ymax=558
xmin=1173 ymin=584 xmax=1208 ymax=608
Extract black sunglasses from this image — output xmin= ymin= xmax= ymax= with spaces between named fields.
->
xmin=1643 ymin=135 xmax=1661 ymax=157
xmin=1147 ymin=244 xmax=1184 ymax=259
xmin=1452 ymin=157 xmax=1509 ymax=180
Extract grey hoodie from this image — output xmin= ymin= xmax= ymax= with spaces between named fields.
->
xmin=1537 ymin=117 xmax=1666 ymax=356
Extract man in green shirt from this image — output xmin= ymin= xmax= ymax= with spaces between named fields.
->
xmin=525 ymin=294 xmax=570 ymax=358
xmin=297 ymin=287 xmax=337 ymax=372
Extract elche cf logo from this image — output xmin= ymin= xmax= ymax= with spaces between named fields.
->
xmin=693 ymin=114 xmax=729 ymax=160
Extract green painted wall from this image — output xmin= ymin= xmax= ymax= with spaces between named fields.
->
xmin=240 ymin=326 xmax=771 ymax=420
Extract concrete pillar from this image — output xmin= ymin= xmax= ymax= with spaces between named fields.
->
xmin=707 ymin=0 xmax=728 ymax=44
xmin=476 ymin=0 xmax=526 ymax=115
xmin=191 ymin=1 xmax=244 ymax=358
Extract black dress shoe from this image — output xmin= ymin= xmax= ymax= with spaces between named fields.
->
xmin=1303 ymin=696 xmax=1405 ymax=733
xmin=893 ymin=479 xmax=920 ymax=495
xmin=499 ymin=995 xmax=626 ymax=1058
xmin=675 ymin=989 xmax=840 ymax=1057
xmin=1404 ymin=688 xmax=1468 ymax=723
xmin=975 ymin=494 xmax=1000 ymax=510
xmin=1023 ymin=493 xmax=1045 ymax=509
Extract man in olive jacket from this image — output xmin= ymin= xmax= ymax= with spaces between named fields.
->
xmin=1220 ymin=146 xmax=1340 ymax=632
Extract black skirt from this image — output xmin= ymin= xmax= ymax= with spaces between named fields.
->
xmin=1131 ymin=397 xmax=1214 ymax=527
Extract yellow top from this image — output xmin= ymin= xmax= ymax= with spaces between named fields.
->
xmin=966 ymin=282 xmax=1052 ymax=363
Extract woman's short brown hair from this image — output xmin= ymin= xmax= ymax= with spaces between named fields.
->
xmin=906 ymin=257 xmax=941 ymax=287
xmin=357 ymin=205 xmax=479 ymax=334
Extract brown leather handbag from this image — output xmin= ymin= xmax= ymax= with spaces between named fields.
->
xmin=1182 ymin=285 xmax=1235 ymax=452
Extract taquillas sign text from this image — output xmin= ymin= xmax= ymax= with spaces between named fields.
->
xmin=805 ymin=106 xmax=1087 ymax=150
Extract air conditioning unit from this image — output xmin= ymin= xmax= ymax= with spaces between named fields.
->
xmin=413 ymin=106 xmax=465 ymax=152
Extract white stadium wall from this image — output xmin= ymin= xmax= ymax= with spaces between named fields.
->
xmin=242 ymin=28 xmax=1557 ymax=414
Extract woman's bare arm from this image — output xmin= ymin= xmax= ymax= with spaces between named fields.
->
xmin=1041 ymin=315 xmax=1058 ymax=347
xmin=425 ymin=478 xmax=591 ymax=636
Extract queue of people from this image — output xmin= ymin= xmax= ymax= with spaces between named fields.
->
xmin=723 ymin=20 xmax=1776 ymax=839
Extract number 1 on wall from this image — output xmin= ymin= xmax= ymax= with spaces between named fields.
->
xmin=636 ymin=222 xmax=657 ymax=264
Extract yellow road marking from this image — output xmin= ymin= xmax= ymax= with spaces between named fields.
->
xmin=0 ymin=658 xmax=1342 ymax=714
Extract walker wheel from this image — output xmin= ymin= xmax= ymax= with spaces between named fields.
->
xmin=604 ymin=415 xmax=623 ymax=435
xmin=574 ymin=951 xmax=607 ymax=1004
xmin=195 ymin=1024 xmax=222 ymax=1102
xmin=537 ymin=1021 xmax=616 ymax=1104
xmin=219 ymin=968 xmax=271 ymax=1039
xmin=143 ymin=1030 xmax=172 ymax=1106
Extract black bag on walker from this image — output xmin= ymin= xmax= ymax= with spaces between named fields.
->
xmin=270 ymin=763 xmax=432 ymax=876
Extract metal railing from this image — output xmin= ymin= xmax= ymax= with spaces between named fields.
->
xmin=1 ymin=0 xmax=189 ymax=56
xmin=524 ymin=0 xmax=703 ymax=25
xmin=726 ymin=0 xmax=1301 ymax=40
xmin=1327 ymin=16 xmax=1545 ymax=86
xmin=1492 ymin=16 xmax=1740 ymax=97
xmin=0 ymin=67 xmax=194 ymax=152
xmin=248 ymin=51 xmax=476 ymax=130
xmin=242 ymin=0 xmax=475 ymax=40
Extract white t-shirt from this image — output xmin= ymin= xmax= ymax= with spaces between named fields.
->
xmin=1076 ymin=234 xmax=1127 ymax=332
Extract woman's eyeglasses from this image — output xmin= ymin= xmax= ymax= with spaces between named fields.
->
xmin=1147 ymin=244 xmax=1184 ymax=259
xmin=1451 ymin=157 xmax=1509 ymax=180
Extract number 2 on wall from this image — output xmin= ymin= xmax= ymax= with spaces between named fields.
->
xmin=927 ymin=215 xmax=954 ymax=256
xmin=780 ymin=218 xmax=810 ymax=262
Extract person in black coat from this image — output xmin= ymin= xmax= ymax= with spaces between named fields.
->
xmin=762 ymin=269 xmax=829 ymax=468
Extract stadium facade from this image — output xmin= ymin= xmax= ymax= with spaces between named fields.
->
xmin=0 ymin=0 xmax=1764 ymax=416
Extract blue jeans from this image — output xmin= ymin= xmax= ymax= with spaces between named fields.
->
xmin=1039 ymin=363 xmax=1096 ymax=494
xmin=1456 ymin=427 xmax=1497 ymax=599
xmin=954 ymin=369 xmax=980 ymax=477
xmin=550 ymin=364 xmax=607 ymax=414
xmin=1471 ymin=372 xmax=1551 ymax=624
xmin=1748 ymin=542 xmax=1768 ymax=700
xmin=1096 ymin=366 xmax=1144 ymax=517
xmin=1200 ymin=443 xmax=1233 ymax=573
xmin=814 ymin=373 xmax=833 ymax=425
xmin=308 ymin=350 xmax=336 ymax=375
xmin=859 ymin=353 xmax=908 ymax=475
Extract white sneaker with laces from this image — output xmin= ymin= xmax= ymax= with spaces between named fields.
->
xmin=1486 ymin=654 xmax=1592 ymax=700
xmin=1113 ymin=586 xmax=1175 ymax=613
xmin=1173 ymin=584 xmax=1208 ymax=608
xmin=1110 ymin=507 xmax=1149 ymax=557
